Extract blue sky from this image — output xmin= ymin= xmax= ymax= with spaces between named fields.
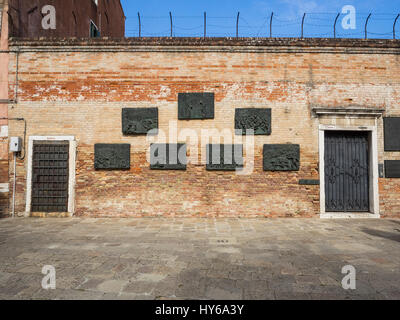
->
xmin=120 ymin=0 xmax=400 ymax=39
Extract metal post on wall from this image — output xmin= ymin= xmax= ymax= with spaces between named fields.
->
xmin=365 ymin=13 xmax=372 ymax=39
xmin=137 ymin=12 xmax=141 ymax=38
xmin=169 ymin=11 xmax=173 ymax=37
xmin=334 ymin=13 xmax=340 ymax=38
xmin=394 ymin=14 xmax=400 ymax=40
xmin=301 ymin=13 xmax=306 ymax=38
xmin=12 ymin=153 xmax=16 ymax=218
xmin=204 ymin=12 xmax=206 ymax=39
xmin=270 ymin=12 xmax=274 ymax=38
xmin=236 ymin=12 xmax=240 ymax=38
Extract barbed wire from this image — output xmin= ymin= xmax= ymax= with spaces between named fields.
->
xmin=125 ymin=12 xmax=400 ymax=39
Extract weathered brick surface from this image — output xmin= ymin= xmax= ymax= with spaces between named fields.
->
xmin=8 ymin=0 xmax=125 ymax=38
xmin=0 ymin=157 xmax=8 ymax=216
xmin=0 ymin=0 xmax=8 ymax=215
xmin=5 ymin=38 xmax=400 ymax=218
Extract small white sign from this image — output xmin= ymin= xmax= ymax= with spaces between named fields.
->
xmin=0 ymin=183 xmax=9 ymax=193
xmin=0 ymin=125 xmax=8 ymax=138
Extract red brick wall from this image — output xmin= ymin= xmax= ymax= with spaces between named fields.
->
xmin=8 ymin=0 xmax=124 ymax=38
xmin=98 ymin=0 xmax=125 ymax=38
xmin=0 ymin=160 xmax=8 ymax=216
xmin=6 ymin=38 xmax=400 ymax=218
xmin=0 ymin=0 xmax=8 ymax=216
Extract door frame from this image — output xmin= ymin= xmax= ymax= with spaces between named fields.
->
xmin=25 ymin=136 xmax=76 ymax=216
xmin=319 ymin=125 xmax=380 ymax=218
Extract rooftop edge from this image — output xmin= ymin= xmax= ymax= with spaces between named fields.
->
xmin=8 ymin=37 xmax=400 ymax=49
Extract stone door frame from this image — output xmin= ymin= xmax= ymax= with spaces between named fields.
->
xmin=318 ymin=125 xmax=380 ymax=218
xmin=313 ymin=107 xmax=384 ymax=219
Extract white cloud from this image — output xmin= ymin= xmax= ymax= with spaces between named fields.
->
xmin=284 ymin=0 xmax=318 ymax=13
xmin=281 ymin=0 xmax=322 ymax=18
xmin=253 ymin=0 xmax=332 ymax=19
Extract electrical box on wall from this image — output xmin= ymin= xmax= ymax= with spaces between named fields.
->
xmin=9 ymin=137 xmax=22 ymax=153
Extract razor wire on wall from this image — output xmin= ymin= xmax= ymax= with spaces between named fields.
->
xmin=125 ymin=12 xmax=400 ymax=39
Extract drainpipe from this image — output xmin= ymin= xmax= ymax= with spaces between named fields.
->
xmin=14 ymin=48 xmax=20 ymax=103
xmin=11 ymin=152 xmax=16 ymax=218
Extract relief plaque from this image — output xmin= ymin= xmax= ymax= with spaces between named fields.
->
xmin=150 ymin=144 xmax=187 ymax=170
xmin=206 ymin=144 xmax=243 ymax=171
xmin=263 ymin=144 xmax=300 ymax=171
xmin=384 ymin=117 xmax=400 ymax=151
xmin=178 ymin=93 xmax=214 ymax=120
xmin=122 ymin=108 xmax=158 ymax=135
xmin=235 ymin=108 xmax=271 ymax=135
xmin=94 ymin=144 xmax=130 ymax=170
xmin=385 ymin=160 xmax=400 ymax=178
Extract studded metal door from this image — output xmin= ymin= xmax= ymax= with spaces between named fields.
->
xmin=31 ymin=141 xmax=69 ymax=212
xmin=325 ymin=131 xmax=370 ymax=212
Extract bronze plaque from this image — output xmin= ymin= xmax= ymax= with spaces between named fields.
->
xmin=263 ymin=144 xmax=300 ymax=171
xmin=384 ymin=117 xmax=400 ymax=151
xmin=150 ymin=144 xmax=187 ymax=170
xmin=122 ymin=108 xmax=158 ymax=135
xmin=385 ymin=160 xmax=400 ymax=178
xmin=235 ymin=108 xmax=271 ymax=135
xmin=178 ymin=93 xmax=214 ymax=120
xmin=206 ymin=144 xmax=243 ymax=171
xmin=94 ymin=144 xmax=130 ymax=170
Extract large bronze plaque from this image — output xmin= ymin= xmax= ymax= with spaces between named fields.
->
xmin=94 ymin=144 xmax=130 ymax=170
xmin=206 ymin=144 xmax=243 ymax=171
xmin=178 ymin=93 xmax=214 ymax=120
xmin=235 ymin=108 xmax=271 ymax=135
xmin=385 ymin=160 xmax=400 ymax=178
xmin=122 ymin=108 xmax=158 ymax=135
xmin=150 ymin=144 xmax=187 ymax=170
xmin=263 ymin=144 xmax=300 ymax=171
xmin=384 ymin=117 xmax=400 ymax=151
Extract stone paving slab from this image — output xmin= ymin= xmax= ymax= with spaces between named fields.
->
xmin=0 ymin=217 xmax=399 ymax=300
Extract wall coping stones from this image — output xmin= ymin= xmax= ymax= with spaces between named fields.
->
xmin=8 ymin=37 xmax=400 ymax=54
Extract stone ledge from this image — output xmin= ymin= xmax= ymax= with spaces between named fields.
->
xmin=320 ymin=212 xmax=380 ymax=219
xmin=29 ymin=212 xmax=73 ymax=218
xmin=8 ymin=37 xmax=400 ymax=54
xmin=9 ymin=37 xmax=400 ymax=48
xmin=312 ymin=107 xmax=385 ymax=118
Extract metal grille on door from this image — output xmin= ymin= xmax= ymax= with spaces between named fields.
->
xmin=325 ymin=131 xmax=370 ymax=212
xmin=31 ymin=141 xmax=69 ymax=212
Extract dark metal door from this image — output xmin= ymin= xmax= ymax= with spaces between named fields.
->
xmin=31 ymin=141 xmax=69 ymax=212
xmin=325 ymin=131 xmax=370 ymax=212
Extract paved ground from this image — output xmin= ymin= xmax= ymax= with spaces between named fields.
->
xmin=0 ymin=217 xmax=399 ymax=300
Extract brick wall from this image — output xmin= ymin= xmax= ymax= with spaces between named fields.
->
xmin=8 ymin=0 xmax=124 ymax=38
xmin=6 ymin=38 xmax=400 ymax=218
xmin=0 ymin=0 xmax=7 ymax=216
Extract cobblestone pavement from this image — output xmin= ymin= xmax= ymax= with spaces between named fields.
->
xmin=0 ymin=217 xmax=399 ymax=300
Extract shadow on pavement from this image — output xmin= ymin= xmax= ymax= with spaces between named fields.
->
xmin=361 ymin=228 xmax=400 ymax=243
xmin=389 ymin=220 xmax=400 ymax=226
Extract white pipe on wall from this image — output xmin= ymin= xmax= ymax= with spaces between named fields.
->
xmin=12 ymin=152 xmax=16 ymax=218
